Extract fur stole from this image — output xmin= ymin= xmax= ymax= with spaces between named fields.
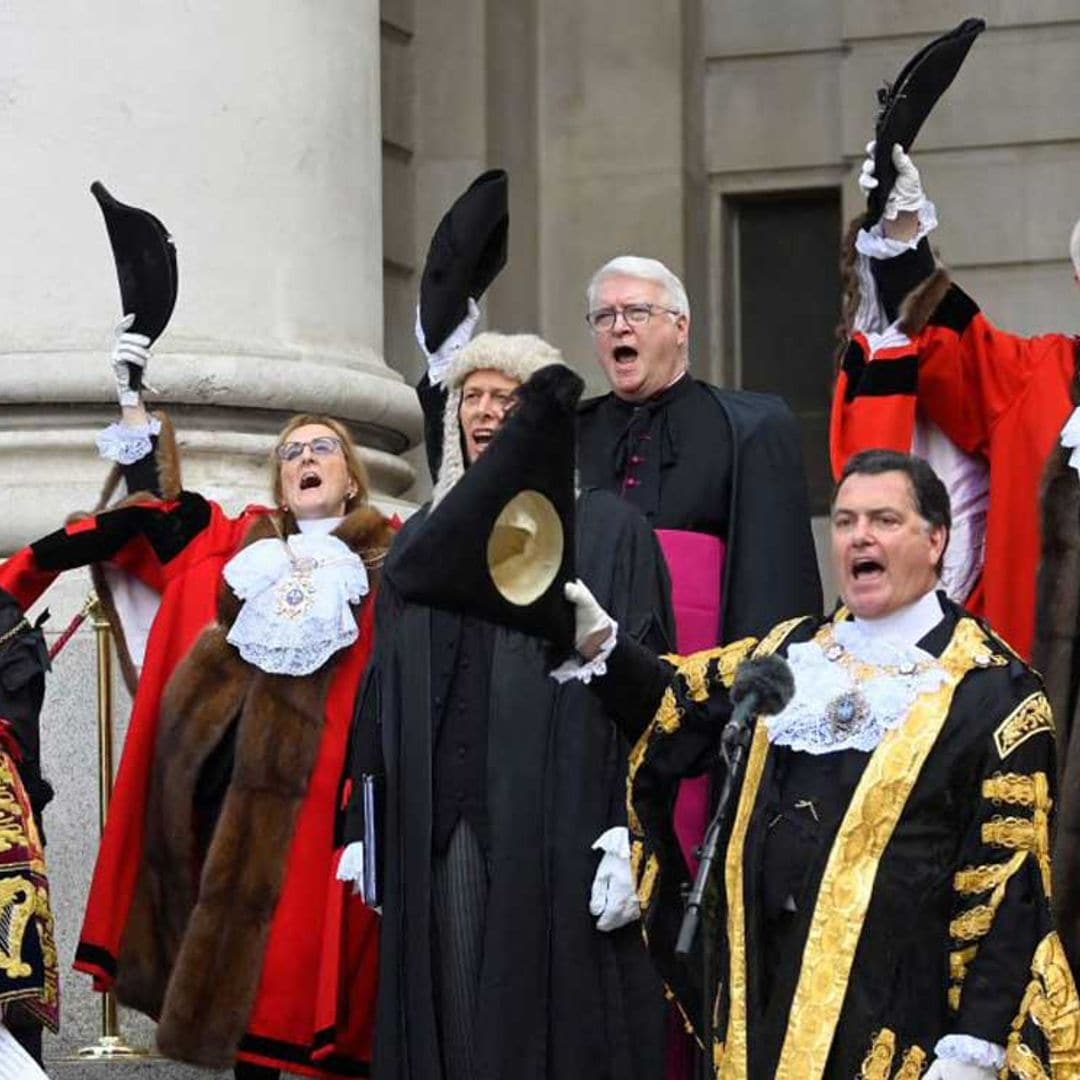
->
xmin=114 ymin=503 xmax=393 ymax=1068
xmin=1037 ymin=341 xmax=1080 ymax=973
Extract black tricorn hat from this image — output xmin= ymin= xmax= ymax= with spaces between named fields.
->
xmin=419 ymin=169 xmax=508 ymax=354
xmin=385 ymin=363 xmax=581 ymax=649
xmin=91 ymin=181 xmax=179 ymax=347
xmin=866 ymin=17 xmax=985 ymax=225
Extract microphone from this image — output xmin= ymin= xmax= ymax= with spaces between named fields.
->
xmin=721 ymin=655 xmax=795 ymax=765
xmin=675 ymin=653 xmax=794 ymax=959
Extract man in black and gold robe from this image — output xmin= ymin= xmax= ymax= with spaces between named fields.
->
xmin=564 ymin=448 xmax=1080 ymax=1078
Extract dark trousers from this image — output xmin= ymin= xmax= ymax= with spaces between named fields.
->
xmin=431 ymin=817 xmax=489 ymax=1080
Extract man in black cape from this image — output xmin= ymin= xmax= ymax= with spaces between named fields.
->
xmin=344 ymin=332 xmax=674 ymax=1080
xmin=577 ymin=254 xmax=822 ymax=650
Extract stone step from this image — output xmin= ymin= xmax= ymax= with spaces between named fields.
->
xmin=46 ymin=1060 xmax=228 ymax=1080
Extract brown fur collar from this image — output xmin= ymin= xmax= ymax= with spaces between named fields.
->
xmin=113 ymin=500 xmax=392 ymax=1067
xmin=897 ymin=267 xmax=952 ymax=338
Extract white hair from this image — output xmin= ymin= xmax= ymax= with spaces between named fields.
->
xmin=586 ymin=255 xmax=690 ymax=316
xmin=1071 ymin=217 xmax=1080 ymax=278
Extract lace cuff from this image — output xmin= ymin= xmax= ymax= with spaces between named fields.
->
xmin=934 ymin=1035 xmax=1006 ymax=1070
xmin=549 ymin=619 xmax=618 ymax=685
xmin=96 ymin=417 xmax=162 ymax=465
xmin=414 ymin=298 xmax=480 ymax=387
xmin=856 ymin=200 xmax=939 ymax=258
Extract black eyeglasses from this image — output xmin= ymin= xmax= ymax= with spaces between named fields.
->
xmin=585 ymin=303 xmax=681 ymax=333
xmin=276 ymin=435 xmax=343 ymax=462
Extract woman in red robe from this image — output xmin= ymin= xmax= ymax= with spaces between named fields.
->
xmin=0 ymin=325 xmax=388 ymax=1078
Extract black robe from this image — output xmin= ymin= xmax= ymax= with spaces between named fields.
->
xmin=595 ymin=598 xmax=1078 ymax=1078
xmin=577 ymin=375 xmax=822 ymax=644
xmin=350 ymin=487 xmax=675 ymax=1080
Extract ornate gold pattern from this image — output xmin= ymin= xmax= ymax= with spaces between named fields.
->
xmin=982 ymin=771 xmax=1050 ymax=809
xmin=754 ymin=616 xmax=811 ymax=662
xmin=1011 ymin=932 xmax=1080 ymax=1074
xmin=982 ymin=815 xmax=1038 ymax=852
xmin=894 ymin=1045 xmax=927 ymax=1079
xmin=1004 ymin=1038 xmax=1050 ymax=1080
xmin=954 ymin=861 xmax=1014 ymax=895
xmin=721 ymin=721 xmax=770 ymax=1079
xmin=949 ymin=903 xmax=995 ymax=942
xmin=994 ymin=693 xmax=1054 ymax=760
xmin=858 ymin=1028 xmax=895 ymax=1079
xmin=858 ymin=1027 xmax=895 ymax=1079
xmin=637 ymin=853 xmax=659 ymax=908
xmin=772 ymin=617 xmax=990 ymax=1080
xmin=0 ymin=759 xmax=28 ymax=856
xmin=949 ymin=946 xmax=977 ymax=982
xmin=656 ymin=687 xmax=683 ymax=735
xmin=0 ymin=876 xmax=35 ymax=979
xmin=947 ymin=986 xmax=961 ymax=1012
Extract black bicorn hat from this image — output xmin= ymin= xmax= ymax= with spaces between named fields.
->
xmin=866 ymin=17 xmax=986 ymax=225
xmin=419 ymin=169 xmax=509 ymax=355
xmin=384 ymin=363 xmax=582 ymax=650
xmin=91 ymin=180 xmax=179 ymax=346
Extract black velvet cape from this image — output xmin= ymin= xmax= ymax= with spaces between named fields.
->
xmin=577 ymin=378 xmax=823 ymax=644
xmin=351 ymin=487 xmax=676 ymax=1080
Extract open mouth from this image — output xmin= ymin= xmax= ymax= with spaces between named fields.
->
xmin=612 ymin=345 xmax=638 ymax=364
xmin=851 ymin=557 xmax=884 ymax=580
xmin=471 ymin=428 xmax=495 ymax=449
xmin=299 ymin=471 xmax=322 ymax=491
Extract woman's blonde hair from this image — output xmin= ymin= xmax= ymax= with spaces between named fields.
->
xmin=270 ymin=413 xmax=369 ymax=515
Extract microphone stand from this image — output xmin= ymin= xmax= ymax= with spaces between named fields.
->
xmin=674 ymin=703 xmax=755 ymax=1080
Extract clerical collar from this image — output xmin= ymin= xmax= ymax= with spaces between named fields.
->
xmin=612 ymin=368 xmax=692 ymax=414
xmin=851 ymin=587 xmax=945 ymax=649
xmin=297 ymin=515 xmax=344 ymax=535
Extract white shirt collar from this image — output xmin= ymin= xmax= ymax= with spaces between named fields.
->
xmin=296 ymin=515 xmax=344 ymax=535
xmin=851 ymin=587 xmax=945 ymax=649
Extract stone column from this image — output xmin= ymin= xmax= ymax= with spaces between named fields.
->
xmin=0 ymin=0 xmax=421 ymax=546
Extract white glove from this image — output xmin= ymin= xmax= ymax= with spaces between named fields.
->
xmin=415 ymin=297 xmax=481 ymax=387
xmin=111 ymin=313 xmax=152 ymax=407
xmin=924 ymin=1059 xmax=997 ymax=1079
xmin=563 ymin=579 xmax=616 ymax=659
xmin=858 ymin=141 xmax=926 ymax=219
xmin=589 ymin=826 xmax=640 ymax=932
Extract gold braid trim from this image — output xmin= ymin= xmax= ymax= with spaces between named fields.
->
xmin=753 ymin=616 xmax=811 ymax=661
xmin=949 ymin=851 xmax=1026 ymax=943
xmin=858 ymin=1028 xmax=895 ymax=1080
xmin=949 ymin=945 xmax=978 ymax=982
xmin=982 ymin=771 xmax=1051 ymax=809
xmin=947 ymin=986 xmax=962 ymax=1013
xmin=994 ymin=693 xmax=1054 ymax=760
xmin=949 ymin=904 xmax=994 ymax=943
xmin=982 ymin=811 xmax=1052 ymax=896
xmin=954 ymin=861 xmax=1015 ymax=895
xmin=638 ymin=853 xmax=659 ymax=908
xmin=894 ymin=1045 xmax=927 ymax=1080
xmin=1004 ymin=1037 xmax=1050 ymax=1080
xmin=1005 ymin=932 xmax=1080 ymax=1077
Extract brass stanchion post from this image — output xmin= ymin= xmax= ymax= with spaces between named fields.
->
xmin=76 ymin=593 xmax=150 ymax=1060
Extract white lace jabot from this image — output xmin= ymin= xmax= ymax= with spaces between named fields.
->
xmin=766 ymin=590 xmax=948 ymax=754
xmin=223 ymin=531 xmax=368 ymax=676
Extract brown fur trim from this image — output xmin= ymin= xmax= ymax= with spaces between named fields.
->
xmin=115 ymin=627 xmax=253 ymax=1018
xmin=897 ymin=267 xmax=952 ymax=337
xmin=152 ymin=411 xmax=182 ymax=501
xmin=154 ymin=648 xmax=337 ymax=1065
